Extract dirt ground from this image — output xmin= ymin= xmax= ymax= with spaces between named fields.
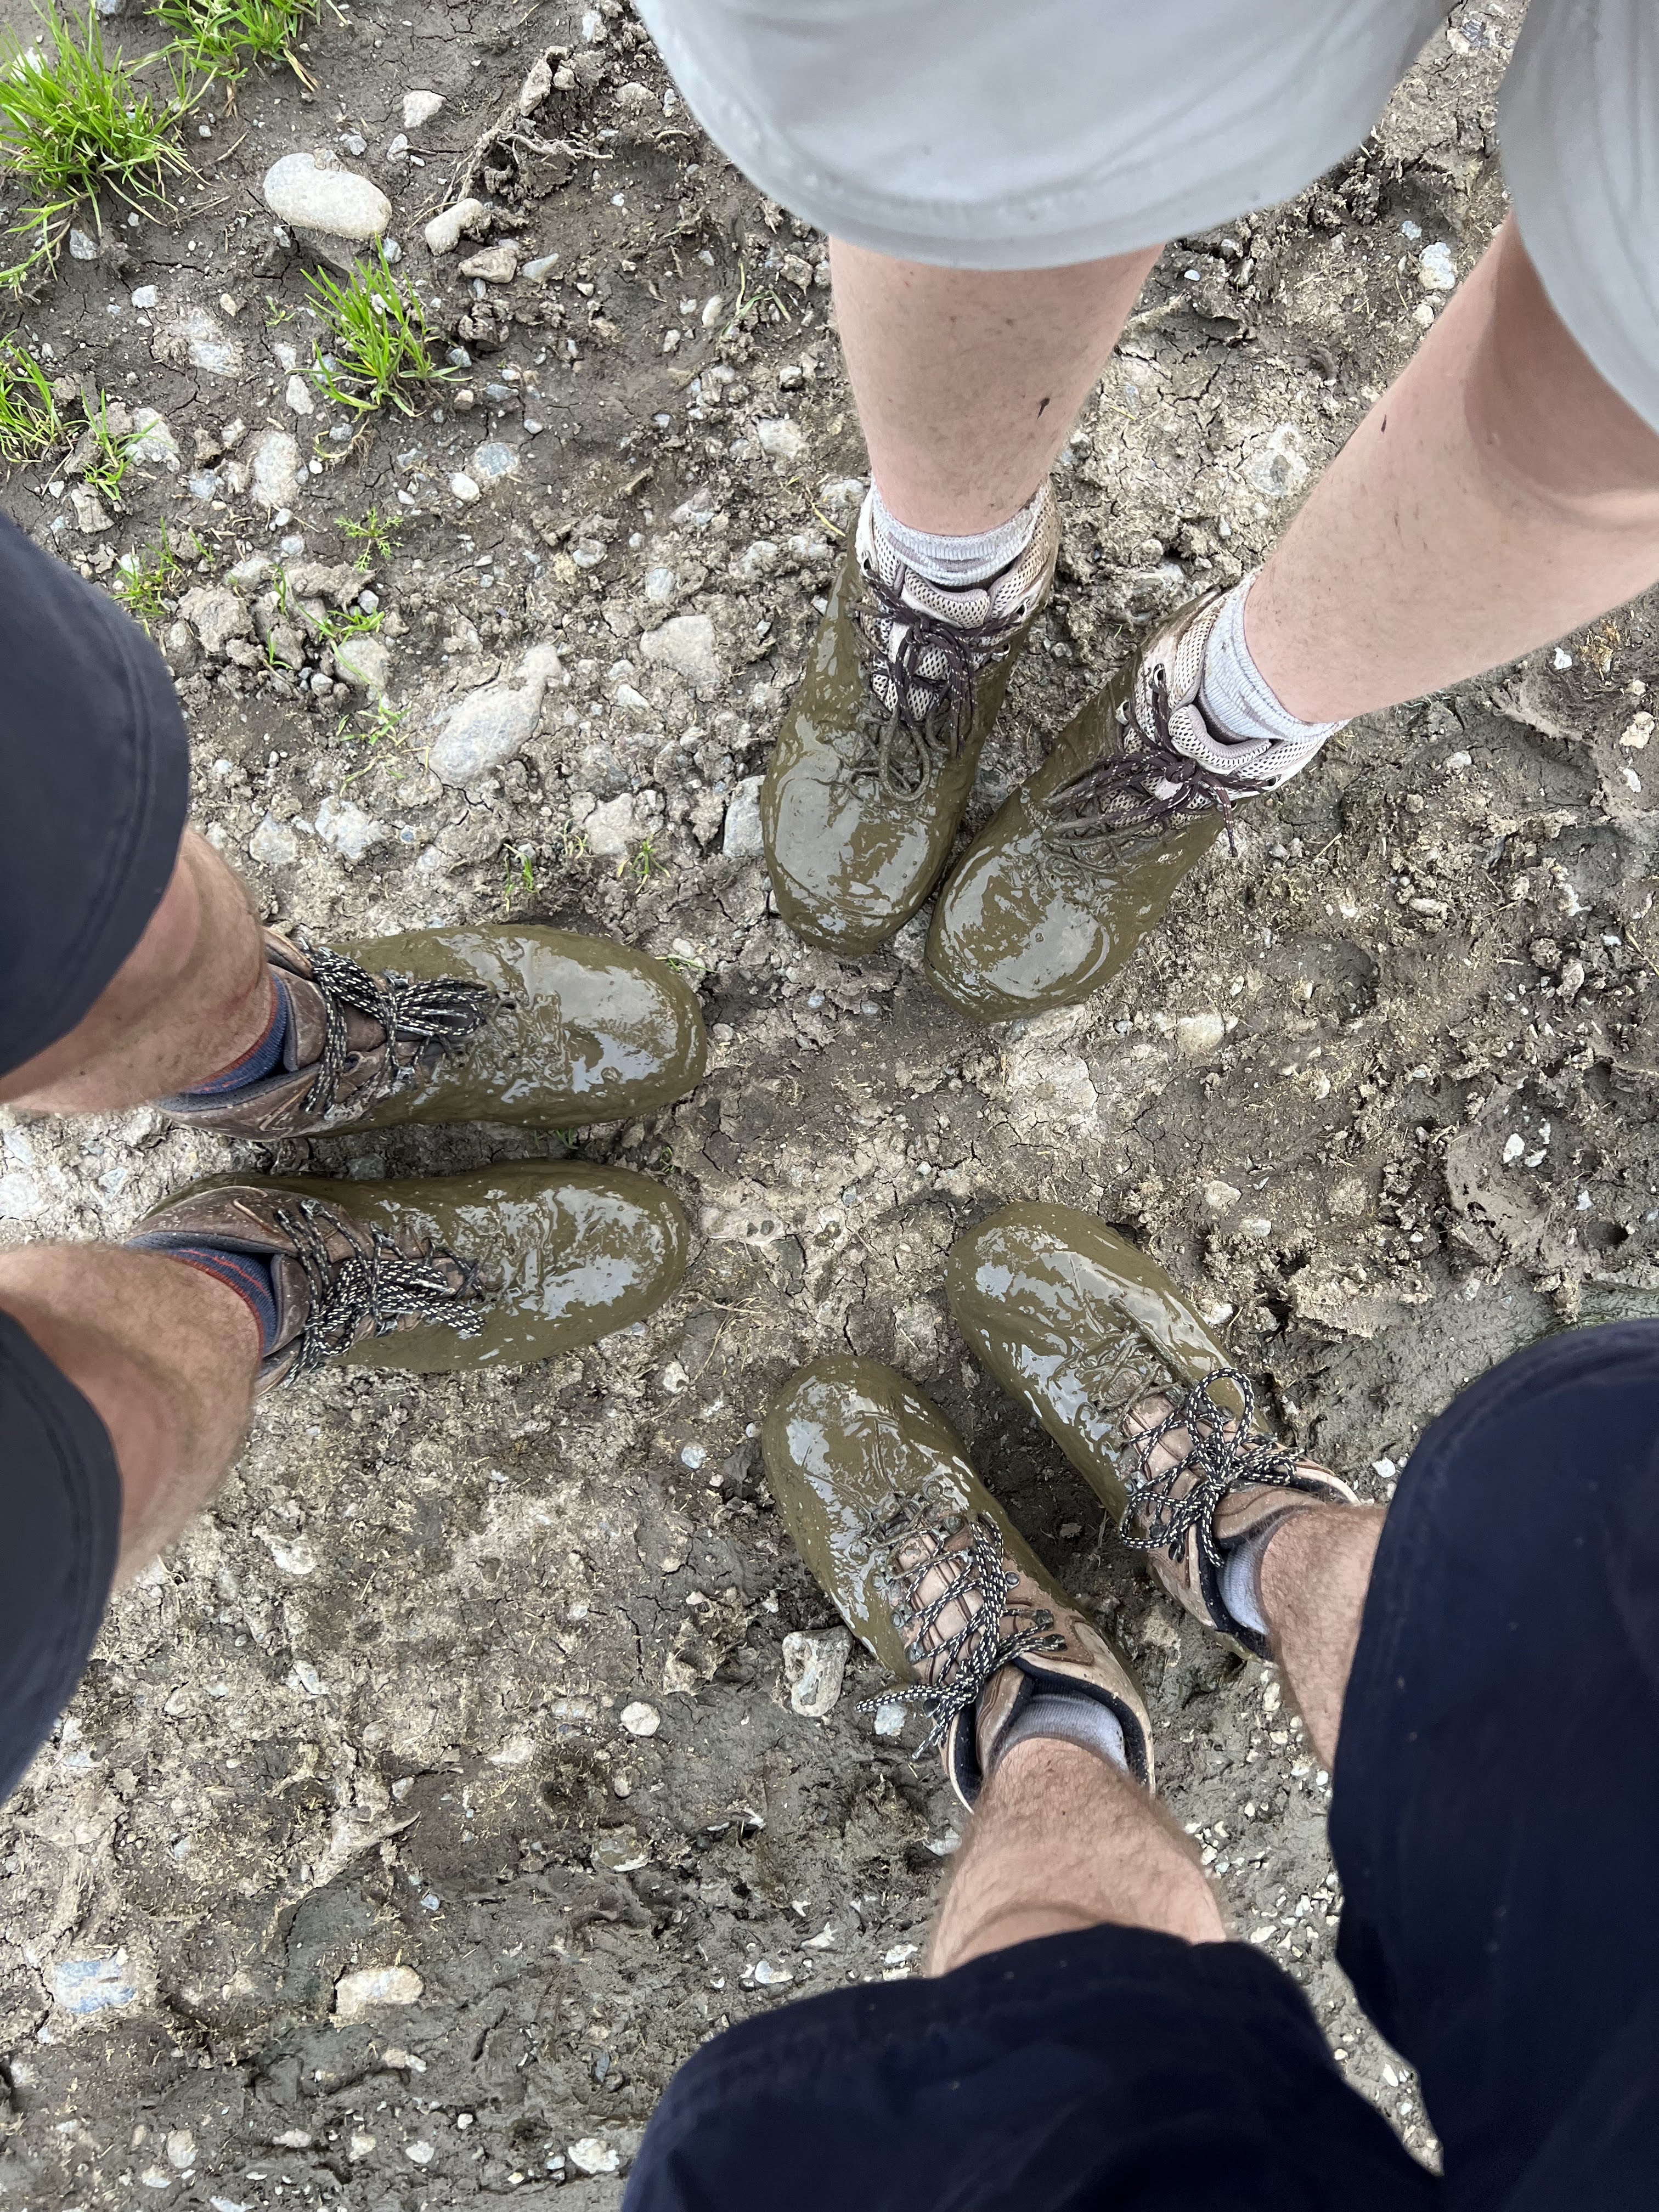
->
xmin=3 ymin=1 xmax=1658 ymax=2202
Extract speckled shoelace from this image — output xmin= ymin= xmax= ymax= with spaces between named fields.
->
xmin=858 ymin=1505 xmax=1064 ymax=1756
xmin=1042 ymin=663 xmax=1270 ymax=861
xmin=1119 ymin=1368 xmax=1306 ymax=1570
xmin=853 ymin=573 xmax=1021 ymax=799
xmin=276 ymin=1197 xmax=487 ymax=1380
xmin=301 ymin=941 xmax=495 ymax=1118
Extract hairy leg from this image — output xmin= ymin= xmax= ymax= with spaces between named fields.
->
xmin=830 ymin=238 xmax=1161 ymax=534
xmin=1259 ymin=1503 xmax=1386 ymax=1770
xmin=930 ymin=1737 xmax=1224 ymax=1974
xmin=0 ymin=1245 xmax=260 ymax=1582
xmin=0 ymin=827 xmax=270 ymax=1114
xmin=1250 ymin=216 xmax=1659 ymax=722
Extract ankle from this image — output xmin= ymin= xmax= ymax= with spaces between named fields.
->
xmin=868 ymin=481 xmax=1048 ymax=588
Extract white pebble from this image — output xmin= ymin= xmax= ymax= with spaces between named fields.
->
xmin=620 ymin=1701 xmax=661 ymax=1737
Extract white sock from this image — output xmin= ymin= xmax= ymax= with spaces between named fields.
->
xmin=1195 ymin=573 xmax=1344 ymax=783
xmin=1218 ymin=1529 xmax=1273 ymax=1637
xmin=870 ymin=483 xmax=1045 ymax=589
xmin=995 ymin=1683 xmax=1128 ymax=1774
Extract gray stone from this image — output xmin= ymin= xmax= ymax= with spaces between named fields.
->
xmin=469 ymin=439 xmax=518 ymax=484
xmin=285 ymin=374 xmax=314 ymax=416
xmin=334 ymin=634 xmax=391 ymax=698
xmin=756 ymin=416 xmax=805 ymax=463
xmin=332 ymin=1966 xmax=422 ymax=2023
xmin=314 ymin=795 xmax=387 ymax=861
xmin=67 ymin=228 xmax=98 ymax=261
xmin=249 ymin=430 xmax=302 ymax=511
xmin=0 ymin=1170 xmax=41 ymax=1220
xmin=1175 ymin=1012 xmax=1226 ymax=1058
xmin=128 ymin=408 xmax=179 ymax=470
xmin=449 ymin=471 xmax=480 ymax=504
xmin=427 ymin=645 xmax=561 ymax=786
xmin=162 ymin=620 xmax=199 ymax=675
xmin=522 ymin=252 xmax=560 ymax=283
xmin=151 ymin=306 xmax=244 ymax=379
xmin=129 ymin=283 xmax=157 ymax=310
xmin=720 ymin=774 xmax=764 ymax=860
xmin=782 ymin=1627 xmax=850 ymax=1718
xmin=180 ymin=585 xmax=253 ymax=656
xmin=402 ymin=89 xmax=444 ymax=130
xmin=424 ymin=199 xmax=489 ymax=255
xmin=250 ymin=812 xmax=299 ymax=866
xmin=263 ymin=151 xmax=391 ymax=244
xmin=585 ymin=793 xmax=646 ymax=857
xmin=70 ymin=486 xmax=112 ymax=534
xmin=641 ymin=612 xmax=722 ymax=695
xmin=459 ymin=241 xmax=519 ymax=284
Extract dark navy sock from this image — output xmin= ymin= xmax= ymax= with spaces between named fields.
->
xmin=178 ymin=973 xmax=291 ymax=1099
xmin=136 ymin=1242 xmax=279 ymax=1351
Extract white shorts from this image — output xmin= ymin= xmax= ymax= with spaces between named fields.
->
xmin=636 ymin=0 xmax=1659 ymax=431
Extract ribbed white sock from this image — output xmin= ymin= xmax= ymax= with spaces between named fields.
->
xmin=1218 ymin=1527 xmax=1273 ymax=1637
xmin=1199 ymin=573 xmax=1345 ymax=759
xmin=994 ymin=1683 xmax=1129 ymax=1774
xmin=871 ymin=483 xmax=1046 ymax=589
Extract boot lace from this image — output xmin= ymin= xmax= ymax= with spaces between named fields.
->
xmin=276 ymin=1196 xmax=488 ymax=1380
xmin=857 ymin=1503 xmax=1064 ymax=1756
xmin=852 ymin=570 xmax=1020 ymax=801
xmin=1041 ymin=665 xmax=1268 ymax=866
xmin=302 ymin=941 xmax=495 ymax=1118
xmin=1119 ymin=1368 xmax=1305 ymax=1571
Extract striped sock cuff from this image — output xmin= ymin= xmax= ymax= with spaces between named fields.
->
xmin=134 ymin=1242 xmax=279 ymax=1351
xmin=179 ymin=974 xmax=291 ymax=1101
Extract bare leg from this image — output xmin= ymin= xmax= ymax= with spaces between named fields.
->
xmin=0 ymin=1245 xmax=260 ymax=1582
xmin=830 ymin=238 xmax=1161 ymax=534
xmin=930 ymin=1738 xmax=1224 ymax=1974
xmin=0 ymin=827 xmax=270 ymax=1114
xmin=1250 ymin=217 xmax=1659 ymax=721
xmin=1259 ymin=1504 xmax=1386 ymax=1770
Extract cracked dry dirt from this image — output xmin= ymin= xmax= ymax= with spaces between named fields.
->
xmin=4 ymin=3 xmax=1657 ymax=2204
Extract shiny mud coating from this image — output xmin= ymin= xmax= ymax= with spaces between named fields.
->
xmin=325 ymin=927 xmax=707 ymax=1130
xmin=759 ymin=1355 xmax=1083 ymax=1681
xmin=946 ymin=1203 xmax=1243 ymax=1521
xmin=759 ymin=544 xmax=1039 ymax=956
xmin=926 ymin=623 xmax=1220 ymax=1023
xmin=150 ymin=1164 xmax=689 ymax=1372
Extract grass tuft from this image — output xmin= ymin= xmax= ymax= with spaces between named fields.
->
xmin=112 ymin=532 xmax=184 ymax=624
xmin=0 ymin=331 xmax=61 ymax=460
xmin=153 ymin=0 xmax=317 ymax=91
xmin=306 ymin=249 xmax=453 ymax=417
xmin=337 ymin=505 xmax=401 ymax=563
xmin=0 ymin=7 xmax=190 ymax=289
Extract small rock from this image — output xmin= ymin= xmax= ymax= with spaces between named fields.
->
xmin=70 ymin=486 xmax=112 ymax=534
xmin=1621 ymin=712 xmax=1655 ymax=750
xmin=314 ymin=794 xmax=386 ymax=861
xmin=522 ymin=252 xmax=560 ymax=282
xmin=52 ymin=1956 xmax=138 ymax=2016
xmin=585 ymin=792 xmax=647 ymax=856
xmin=129 ymin=283 xmax=157 ymax=309
xmin=263 ymin=150 xmax=391 ymax=244
xmin=782 ymin=1627 xmax=851 ymax=1718
xmin=1419 ymin=242 xmax=1458 ymax=291
xmin=518 ymin=54 xmax=553 ymax=110
xmin=619 ymin=1700 xmax=661 ymax=1737
xmin=153 ymin=306 xmax=245 ymax=378
xmin=128 ymin=408 xmax=179 ymax=470
xmin=872 ymin=1701 xmax=906 ymax=1738
xmin=459 ymin=240 xmax=520 ymax=283
xmin=285 ymin=373 xmax=314 ymax=416
xmin=249 ymin=429 xmax=302 ymax=510
xmin=0 ymin=1171 xmax=41 ymax=1220
xmin=67 ymin=228 xmax=98 ymax=261
xmin=427 ymin=643 xmax=560 ymax=785
xmin=567 ymin=2138 xmax=619 ymax=2178
xmin=1245 ymin=422 xmax=1309 ymax=499
xmin=641 ymin=612 xmax=723 ymax=695
xmin=424 ymin=199 xmax=489 ymax=255
xmin=469 ymin=439 xmax=518 ymax=484
xmin=755 ymin=416 xmax=805 ymax=463
xmin=642 ymin=564 xmax=676 ymax=604
xmin=752 ymin=1959 xmax=793 ymax=1987
xmin=721 ymin=774 xmax=765 ymax=860
xmin=449 ymin=471 xmax=480 ymax=503
xmin=162 ymin=619 xmax=199 ymax=675
xmin=1240 ymin=1216 xmax=1273 ymax=1239
xmin=402 ymin=89 xmax=444 ymax=130
xmin=333 ymin=1965 xmax=423 ymax=2023
xmin=334 ymin=634 xmax=391 ymax=698
xmin=165 ymin=2129 xmax=196 ymax=2171
xmin=1502 ymin=1132 xmax=1526 ymax=1164
xmin=1175 ymin=1011 xmax=1226 ymax=1058
xmin=1202 ymin=1178 xmax=1241 ymax=1211
xmin=250 ymin=812 xmax=299 ymax=865
xmin=180 ymin=584 xmax=254 ymax=656
xmin=404 ymin=2141 xmax=435 ymax=2165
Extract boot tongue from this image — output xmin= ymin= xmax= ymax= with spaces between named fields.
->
xmin=279 ymin=968 xmax=388 ymax=1075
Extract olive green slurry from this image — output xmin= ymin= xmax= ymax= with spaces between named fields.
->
xmin=946 ymin=1203 xmax=1242 ymax=1521
xmin=760 ymin=544 xmax=1040 ymax=956
xmin=143 ymin=1164 xmax=689 ymax=1373
xmin=330 ymin=927 xmax=708 ymax=1130
xmin=926 ymin=617 xmax=1219 ymax=1023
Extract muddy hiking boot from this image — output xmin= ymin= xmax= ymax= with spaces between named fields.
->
xmin=760 ymin=1355 xmax=1151 ymax=1809
xmin=927 ymin=592 xmax=1319 ymax=1022
xmin=163 ymin=926 xmax=708 ymax=1139
xmin=948 ymin=1203 xmax=1355 ymax=1657
xmin=761 ymin=484 xmax=1059 ymax=956
xmin=129 ymin=1163 xmax=689 ymax=1388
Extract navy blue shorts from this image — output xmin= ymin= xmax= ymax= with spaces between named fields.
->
xmin=0 ymin=508 xmax=189 ymax=1080
xmin=625 ymin=1323 xmax=1659 ymax=2212
xmin=0 ymin=1310 xmax=122 ymax=1802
